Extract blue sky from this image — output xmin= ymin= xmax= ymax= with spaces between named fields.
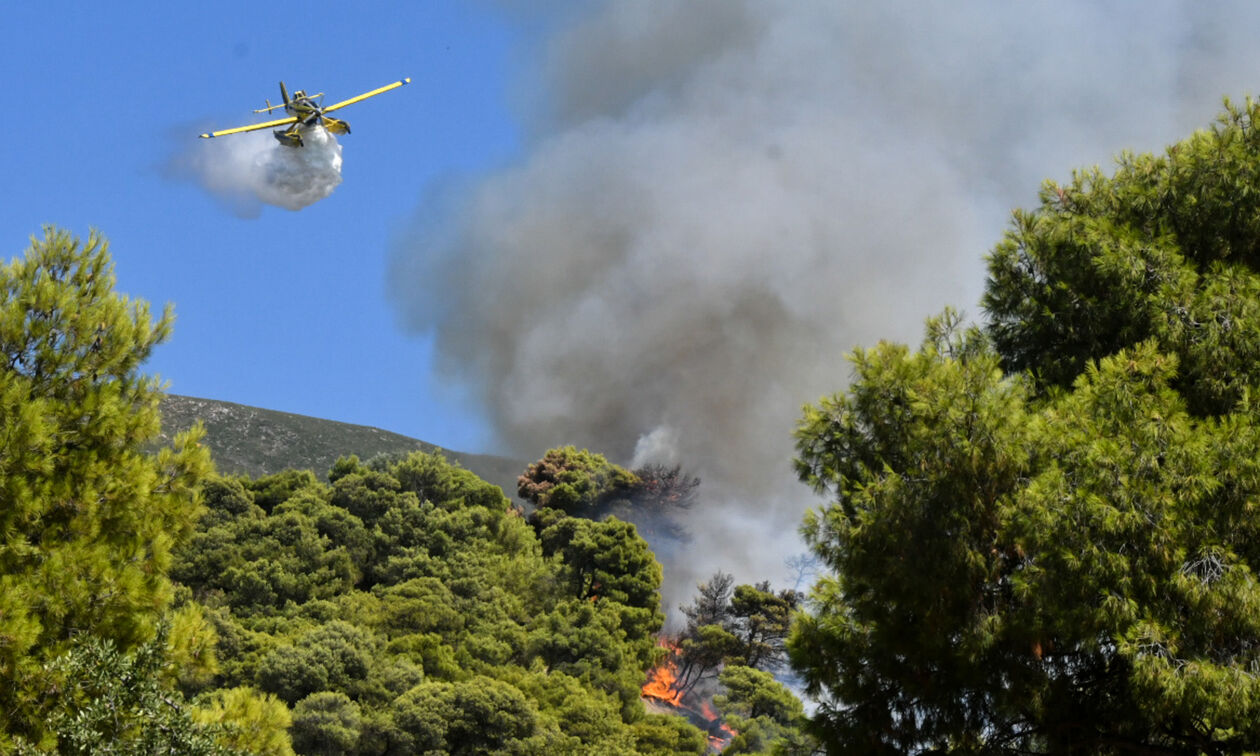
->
xmin=1 ymin=1 xmax=519 ymax=452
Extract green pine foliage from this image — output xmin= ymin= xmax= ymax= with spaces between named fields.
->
xmin=192 ymin=686 xmax=296 ymax=756
xmin=714 ymin=665 xmax=811 ymax=755
xmin=173 ymin=452 xmax=700 ymax=753
xmin=985 ymin=96 xmax=1260 ymax=415
xmin=0 ymin=228 xmax=214 ymax=749
xmin=792 ymin=98 xmax=1260 ymax=752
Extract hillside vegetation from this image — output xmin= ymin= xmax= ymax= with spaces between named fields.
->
xmin=171 ymin=453 xmax=702 ymax=754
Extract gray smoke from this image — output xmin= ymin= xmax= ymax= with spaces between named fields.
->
xmin=391 ymin=1 xmax=1260 ymax=607
xmin=172 ymin=125 xmax=342 ymax=217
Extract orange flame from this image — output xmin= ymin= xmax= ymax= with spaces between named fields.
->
xmin=700 ymin=699 xmax=737 ymax=749
xmin=641 ymin=638 xmax=739 ymax=750
xmin=708 ymin=727 xmax=737 ymax=751
xmin=641 ymin=646 xmax=684 ymax=705
xmin=641 ymin=639 xmax=685 ymax=705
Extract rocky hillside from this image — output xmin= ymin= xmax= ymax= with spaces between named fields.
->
xmin=157 ymin=394 xmax=524 ymax=496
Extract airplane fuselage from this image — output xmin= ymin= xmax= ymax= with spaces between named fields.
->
xmin=285 ymin=94 xmax=322 ymax=123
xmin=272 ymin=92 xmax=350 ymax=147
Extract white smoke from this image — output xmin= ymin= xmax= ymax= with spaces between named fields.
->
xmin=172 ymin=124 xmax=342 ymax=217
xmin=631 ymin=426 xmax=680 ymax=470
xmin=391 ymin=1 xmax=1260 ymax=609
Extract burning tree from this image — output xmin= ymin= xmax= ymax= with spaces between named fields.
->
xmin=640 ymin=639 xmax=741 ymax=753
xmin=641 ymin=639 xmax=686 ymax=707
xmin=634 ymin=464 xmax=699 ymax=504
xmin=666 ymin=573 xmax=801 ymax=697
xmin=518 ymin=448 xmax=703 ymax=579
xmin=630 ymin=463 xmax=700 ymax=516
xmin=640 ymin=573 xmax=813 ymax=753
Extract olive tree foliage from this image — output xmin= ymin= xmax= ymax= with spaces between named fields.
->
xmin=13 ymin=621 xmax=241 ymax=756
xmin=0 ymin=228 xmax=212 ymax=746
xmin=791 ymin=98 xmax=1260 ymax=755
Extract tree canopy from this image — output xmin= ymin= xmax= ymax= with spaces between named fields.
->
xmin=0 ymin=228 xmax=219 ymax=750
xmin=670 ymin=572 xmax=801 ymax=701
xmin=790 ymin=99 xmax=1260 ymax=753
xmin=517 ymin=445 xmax=638 ymax=517
xmin=173 ymin=451 xmax=692 ymax=752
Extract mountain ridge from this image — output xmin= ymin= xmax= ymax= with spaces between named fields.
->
xmin=157 ymin=394 xmax=525 ymax=496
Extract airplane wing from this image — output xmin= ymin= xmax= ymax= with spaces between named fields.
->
xmin=199 ymin=116 xmax=298 ymax=139
xmin=322 ymin=78 xmax=411 ymax=114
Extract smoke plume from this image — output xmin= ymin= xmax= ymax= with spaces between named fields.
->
xmin=390 ymin=1 xmax=1260 ymax=607
xmin=172 ymin=125 xmax=342 ymax=217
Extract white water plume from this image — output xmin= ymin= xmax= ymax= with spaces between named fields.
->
xmin=174 ymin=124 xmax=342 ymax=217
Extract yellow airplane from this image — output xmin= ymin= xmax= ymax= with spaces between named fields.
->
xmin=200 ymin=78 xmax=410 ymax=147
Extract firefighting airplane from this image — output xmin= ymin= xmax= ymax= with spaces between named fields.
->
xmin=199 ymin=78 xmax=410 ymax=147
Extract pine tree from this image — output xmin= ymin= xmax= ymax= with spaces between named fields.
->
xmin=791 ymin=98 xmax=1260 ymax=753
xmin=0 ymin=227 xmax=211 ymax=746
